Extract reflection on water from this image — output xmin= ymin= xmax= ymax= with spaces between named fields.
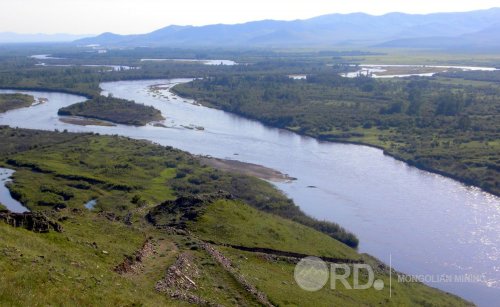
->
xmin=0 ymin=80 xmax=498 ymax=306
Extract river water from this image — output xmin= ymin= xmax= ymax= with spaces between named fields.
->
xmin=0 ymin=79 xmax=498 ymax=306
xmin=341 ymin=64 xmax=498 ymax=78
xmin=0 ymin=168 xmax=29 ymax=213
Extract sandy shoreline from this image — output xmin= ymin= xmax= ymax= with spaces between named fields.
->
xmin=199 ymin=156 xmax=295 ymax=182
xmin=59 ymin=116 xmax=116 ymax=127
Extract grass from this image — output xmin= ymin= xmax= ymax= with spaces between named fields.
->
xmin=348 ymin=50 xmax=500 ymax=66
xmin=0 ymin=94 xmax=34 ymax=113
xmin=58 ymin=95 xmax=164 ymax=126
xmin=189 ymin=199 xmax=359 ymax=260
xmin=3 ymin=135 xmax=182 ymax=213
xmin=0 ymin=127 xmax=359 ymax=246
xmin=220 ymin=247 xmax=472 ymax=307
xmin=0 ymin=128 xmax=473 ymax=306
xmin=0 ymin=211 xmax=174 ymax=306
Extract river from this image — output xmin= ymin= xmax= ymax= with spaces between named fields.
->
xmin=0 ymin=79 xmax=498 ymax=306
xmin=341 ymin=64 xmax=498 ymax=78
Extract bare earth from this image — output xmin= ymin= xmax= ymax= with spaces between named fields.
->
xmin=199 ymin=156 xmax=295 ymax=182
xmin=59 ymin=116 xmax=116 ymax=127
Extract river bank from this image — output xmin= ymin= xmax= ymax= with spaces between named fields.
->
xmin=0 ymin=81 xmax=498 ymax=305
xmin=171 ymin=83 xmax=499 ymax=198
xmin=199 ymin=156 xmax=296 ymax=182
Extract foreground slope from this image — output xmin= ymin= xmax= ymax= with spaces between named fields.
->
xmin=0 ymin=128 xmax=470 ymax=306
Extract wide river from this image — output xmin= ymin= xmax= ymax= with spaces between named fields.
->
xmin=0 ymin=79 xmax=498 ymax=306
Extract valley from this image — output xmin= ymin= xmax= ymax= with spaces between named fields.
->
xmin=1 ymin=7 xmax=500 ymax=305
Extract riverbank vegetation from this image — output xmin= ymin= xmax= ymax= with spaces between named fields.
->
xmin=0 ymin=126 xmax=357 ymax=247
xmin=0 ymin=93 xmax=34 ymax=113
xmin=0 ymin=127 xmax=470 ymax=306
xmin=58 ymin=95 xmax=164 ymax=126
xmin=173 ymin=73 xmax=500 ymax=196
xmin=0 ymin=45 xmax=494 ymax=304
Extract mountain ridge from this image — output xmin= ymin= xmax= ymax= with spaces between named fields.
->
xmin=73 ymin=7 xmax=500 ymax=49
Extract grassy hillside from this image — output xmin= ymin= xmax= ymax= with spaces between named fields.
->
xmin=0 ymin=127 xmax=356 ymax=246
xmin=0 ymin=128 xmax=471 ymax=306
xmin=189 ymin=199 xmax=359 ymax=260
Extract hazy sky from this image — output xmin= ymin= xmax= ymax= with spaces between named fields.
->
xmin=1 ymin=0 xmax=500 ymax=35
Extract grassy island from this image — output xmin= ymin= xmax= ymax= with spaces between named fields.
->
xmin=58 ymin=95 xmax=164 ymax=126
xmin=0 ymin=94 xmax=34 ymax=113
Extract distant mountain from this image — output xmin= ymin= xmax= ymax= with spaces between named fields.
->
xmin=378 ymin=22 xmax=500 ymax=50
xmin=0 ymin=32 xmax=91 ymax=43
xmin=76 ymin=8 xmax=500 ymax=49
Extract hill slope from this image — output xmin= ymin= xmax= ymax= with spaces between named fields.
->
xmin=76 ymin=8 xmax=500 ymax=48
xmin=0 ymin=128 xmax=472 ymax=306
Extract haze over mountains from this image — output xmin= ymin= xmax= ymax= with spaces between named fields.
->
xmin=0 ymin=33 xmax=90 ymax=43
xmin=75 ymin=8 xmax=500 ymax=50
xmin=1 ymin=8 xmax=499 ymax=50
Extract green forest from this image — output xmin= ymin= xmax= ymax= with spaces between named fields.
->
xmin=173 ymin=73 xmax=500 ymax=196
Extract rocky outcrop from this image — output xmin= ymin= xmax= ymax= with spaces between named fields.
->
xmin=155 ymin=252 xmax=221 ymax=306
xmin=146 ymin=191 xmax=233 ymax=229
xmin=220 ymin=243 xmax=363 ymax=264
xmin=0 ymin=210 xmax=63 ymax=233
xmin=201 ymin=243 xmax=274 ymax=307
xmin=115 ymin=238 xmax=156 ymax=275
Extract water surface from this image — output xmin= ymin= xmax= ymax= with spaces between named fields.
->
xmin=84 ymin=199 xmax=97 ymax=210
xmin=0 ymin=168 xmax=29 ymax=213
xmin=140 ymin=58 xmax=237 ymax=65
xmin=341 ymin=64 xmax=498 ymax=78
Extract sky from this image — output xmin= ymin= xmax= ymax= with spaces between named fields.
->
xmin=1 ymin=0 xmax=500 ymax=35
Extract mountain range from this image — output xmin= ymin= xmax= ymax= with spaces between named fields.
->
xmin=75 ymin=8 xmax=500 ymax=50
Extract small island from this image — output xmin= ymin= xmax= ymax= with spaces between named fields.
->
xmin=0 ymin=94 xmax=34 ymax=113
xmin=58 ymin=96 xmax=164 ymax=126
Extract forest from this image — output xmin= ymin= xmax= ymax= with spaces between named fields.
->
xmin=173 ymin=72 xmax=500 ymax=195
